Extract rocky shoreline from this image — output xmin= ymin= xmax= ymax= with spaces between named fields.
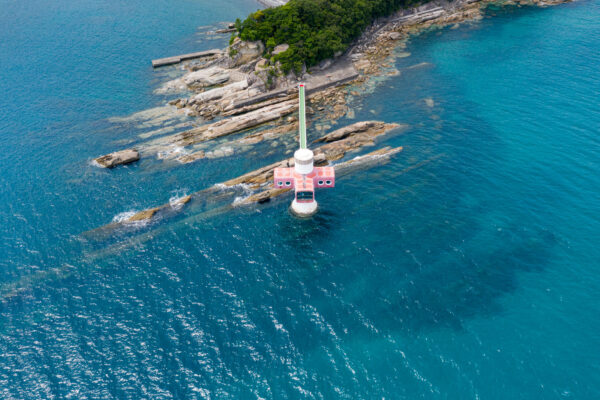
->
xmin=89 ymin=0 xmax=571 ymax=230
xmin=95 ymin=0 xmax=570 ymax=169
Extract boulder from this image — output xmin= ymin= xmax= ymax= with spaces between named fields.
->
xmin=272 ymin=44 xmax=289 ymax=55
xmin=314 ymin=121 xmax=383 ymax=143
xmin=184 ymin=66 xmax=230 ymax=88
xmin=230 ymin=40 xmax=265 ymax=67
xmin=255 ymin=58 xmax=268 ymax=72
xmin=354 ymin=59 xmax=371 ymax=71
xmin=95 ymin=148 xmax=140 ymax=168
xmin=389 ymin=32 xmax=402 ymax=40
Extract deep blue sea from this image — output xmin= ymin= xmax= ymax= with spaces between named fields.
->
xmin=1 ymin=0 xmax=599 ymax=398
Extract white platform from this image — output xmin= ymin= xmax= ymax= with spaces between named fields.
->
xmin=290 ymin=200 xmax=318 ymax=217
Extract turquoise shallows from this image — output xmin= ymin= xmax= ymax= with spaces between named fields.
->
xmin=0 ymin=0 xmax=599 ymax=398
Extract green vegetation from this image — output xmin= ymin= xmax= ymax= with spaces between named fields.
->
xmin=235 ymin=0 xmax=420 ymax=74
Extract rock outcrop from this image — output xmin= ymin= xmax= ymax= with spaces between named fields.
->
xmin=272 ymin=44 xmax=289 ymax=55
xmin=229 ymin=39 xmax=265 ymax=67
xmin=95 ymin=149 xmax=140 ymax=168
xmin=223 ymin=121 xmax=403 ymax=186
xmin=128 ymin=207 xmax=159 ymax=222
xmin=190 ymin=79 xmax=249 ymax=104
xmin=314 ymin=121 xmax=384 ymax=143
xmin=98 ymin=121 xmax=403 ymax=228
xmin=184 ymin=66 xmax=231 ymax=88
xmin=172 ymin=99 xmax=299 ymax=146
xmin=124 ymin=195 xmax=192 ymax=224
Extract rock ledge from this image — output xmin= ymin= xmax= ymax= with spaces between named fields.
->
xmin=95 ymin=149 xmax=140 ymax=168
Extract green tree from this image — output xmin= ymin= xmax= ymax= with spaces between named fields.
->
xmin=236 ymin=0 xmax=419 ymax=74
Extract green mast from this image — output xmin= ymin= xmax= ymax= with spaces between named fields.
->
xmin=298 ymin=84 xmax=307 ymax=149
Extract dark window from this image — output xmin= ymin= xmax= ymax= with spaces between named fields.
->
xmin=325 ymin=180 xmax=332 ymax=185
xmin=285 ymin=181 xmax=291 ymax=186
xmin=318 ymin=180 xmax=324 ymax=185
xmin=278 ymin=181 xmax=283 ymax=186
xmin=296 ymin=191 xmax=313 ymax=201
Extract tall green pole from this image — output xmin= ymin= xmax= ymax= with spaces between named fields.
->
xmin=299 ymin=84 xmax=307 ymax=149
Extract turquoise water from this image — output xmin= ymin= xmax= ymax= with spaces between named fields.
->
xmin=1 ymin=0 xmax=599 ymax=397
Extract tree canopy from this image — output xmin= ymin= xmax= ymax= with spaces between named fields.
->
xmin=235 ymin=0 xmax=419 ymax=73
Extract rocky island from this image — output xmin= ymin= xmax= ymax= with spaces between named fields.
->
xmin=92 ymin=0 xmax=571 ymax=225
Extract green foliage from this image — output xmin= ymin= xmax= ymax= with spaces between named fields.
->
xmin=237 ymin=0 xmax=418 ymax=73
xmin=266 ymin=37 xmax=276 ymax=51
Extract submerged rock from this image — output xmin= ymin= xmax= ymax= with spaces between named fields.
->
xmin=95 ymin=149 xmax=140 ymax=168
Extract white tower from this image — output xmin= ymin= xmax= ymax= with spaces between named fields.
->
xmin=290 ymin=84 xmax=318 ymax=217
xmin=273 ymin=84 xmax=335 ymax=217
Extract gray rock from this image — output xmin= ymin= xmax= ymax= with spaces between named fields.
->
xmin=184 ymin=66 xmax=230 ymax=88
xmin=95 ymin=149 xmax=140 ymax=168
xmin=190 ymin=80 xmax=249 ymax=104
xmin=255 ymin=58 xmax=268 ymax=71
xmin=230 ymin=40 xmax=265 ymax=67
xmin=272 ymin=44 xmax=289 ymax=55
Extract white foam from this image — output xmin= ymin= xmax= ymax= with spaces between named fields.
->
xmin=231 ymin=183 xmax=261 ymax=206
xmin=157 ymin=145 xmax=188 ymax=160
xmin=169 ymin=192 xmax=190 ymax=210
xmin=111 ymin=211 xmax=137 ymax=223
xmin=232 ymin=195 xmax=251 ymax=206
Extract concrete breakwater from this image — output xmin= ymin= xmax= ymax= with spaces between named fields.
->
xmin=151 ymin=49 xmax=223 ymax=68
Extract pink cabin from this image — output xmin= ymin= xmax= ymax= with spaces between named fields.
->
xmin=273 ymin=166 xmax=335 ymax=203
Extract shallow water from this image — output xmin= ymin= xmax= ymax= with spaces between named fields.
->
xmin=1 ymin=0 xmax=599 ymax=398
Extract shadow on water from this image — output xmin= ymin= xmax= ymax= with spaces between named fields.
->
xmin=344 ymin=223 xmax=558 ymax=335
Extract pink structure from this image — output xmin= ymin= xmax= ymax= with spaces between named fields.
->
xmin=273 ymin=83 xmax=335 ymax=216
xmin=274 ymin=166 xmax=335 ymax=204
